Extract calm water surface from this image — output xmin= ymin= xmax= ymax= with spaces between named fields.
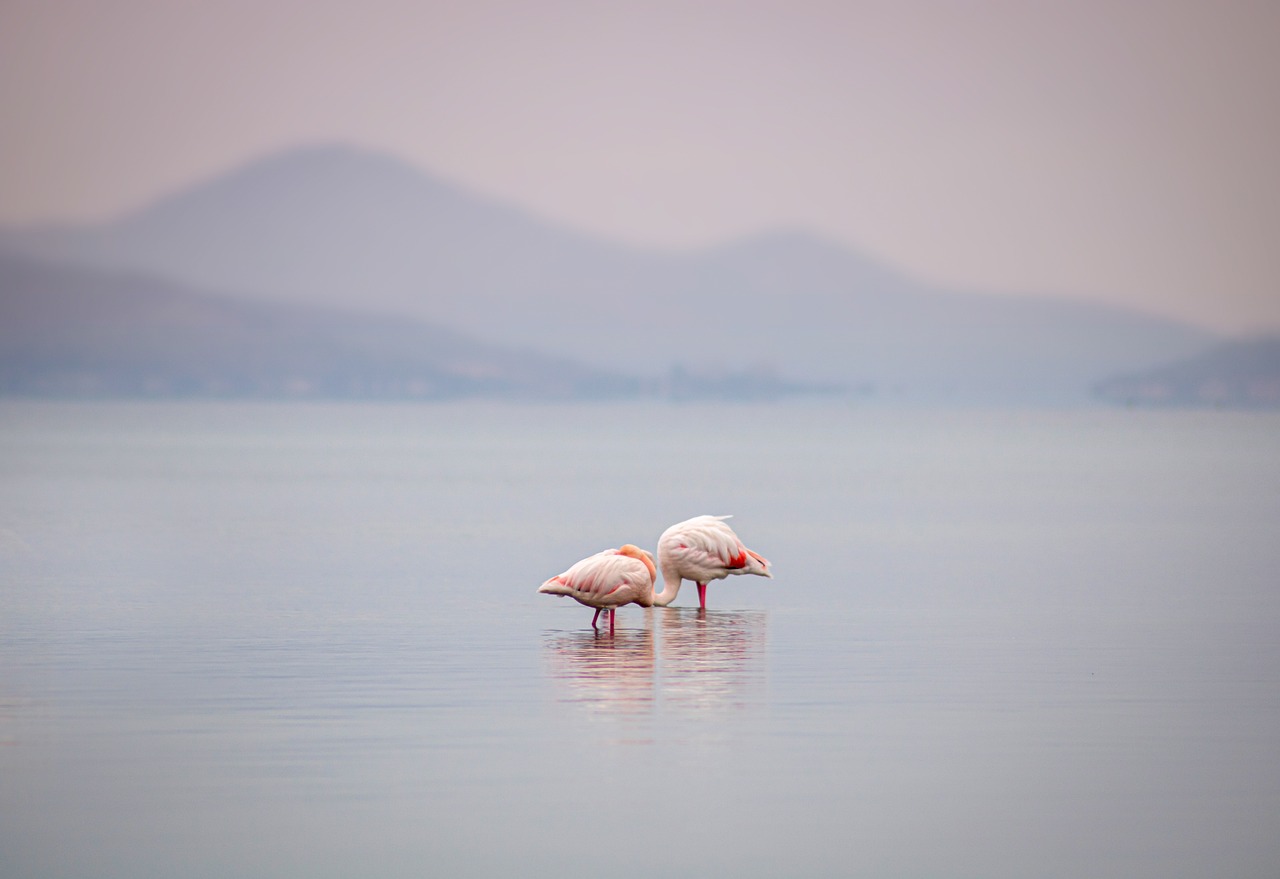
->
xmin=1 ymin=401 xmax=1278 ymax=878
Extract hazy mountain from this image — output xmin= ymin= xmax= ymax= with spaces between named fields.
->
xmin=1 ymin=144 xmax=1216 ymax=402
xmin=1094 ymin=336 xmax=1280 ymax=408
xmin=0 ymin=251 xmax=641 ymax=399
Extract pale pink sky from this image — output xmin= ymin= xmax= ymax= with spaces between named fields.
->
xmin=1 ymin=0 xmax=1277 ymax=331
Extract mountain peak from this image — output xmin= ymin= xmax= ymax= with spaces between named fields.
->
xmin=18 ymin=142 xmax=613 ymax=311
xmin=695 ymin=226 xmax=915 ymax=294
xmin=119 ymin=142 xmax=474 ymax=225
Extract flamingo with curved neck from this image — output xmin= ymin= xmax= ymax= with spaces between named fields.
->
xmin=538 ymin=544 xmax=659 ymax=633
xmin=656 ymin=515 xmax=772 ymax=610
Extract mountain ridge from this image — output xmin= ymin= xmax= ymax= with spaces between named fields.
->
xmin=0 ymin=249 xmax=641 ymax=400
xmin=0 ymin=143 xmax=1216 ymax=403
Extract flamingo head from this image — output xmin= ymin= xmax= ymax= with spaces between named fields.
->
xmin=617 ymin=544 xmax=657 ymax=583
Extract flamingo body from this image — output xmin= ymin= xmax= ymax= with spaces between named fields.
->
xmin=538 ymin=544 xmax=657 ymax=633
xmin=656 ymin=515 xmax=771 ymax=609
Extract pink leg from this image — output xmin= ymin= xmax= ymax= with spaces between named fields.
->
xmin=609 ymin=609 xmax=616 ymax=635
xmin=697 ymin=582 xmax=707 ymax=609
xmin=591 ymin=608 xmax=601 ymax=630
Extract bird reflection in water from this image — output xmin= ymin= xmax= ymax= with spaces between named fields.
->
xmin=658 ymin=608 xmax=767 ymax=714
xmin=542 ymin=609 xmax=767 ymax=719
xmin=542 ymin=626 xmax=657 ymax=718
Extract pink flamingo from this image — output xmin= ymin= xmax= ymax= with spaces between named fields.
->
xmin=657 ymin=515 xmax=772 ymax=610
xmin=539 ymin=544 xmax=665 ymax=633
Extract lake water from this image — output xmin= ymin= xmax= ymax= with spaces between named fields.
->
xmin=1 ymin=401 xmax=1278 ymax=878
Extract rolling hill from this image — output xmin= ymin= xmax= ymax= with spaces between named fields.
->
xmin=1094 ymin=336 xmax=1280 ymax=408
xmin=0 ymin=251 xmax=640 ymax=399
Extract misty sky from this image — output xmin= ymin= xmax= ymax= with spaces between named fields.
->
xmin=1 ymin=0 xmax=1277 ymax=332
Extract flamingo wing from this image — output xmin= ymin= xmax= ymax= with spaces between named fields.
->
xmin=540 ymin=550 xmax=653 ymax=608
xmin=659 ymin=515 xmax=772 ymax=580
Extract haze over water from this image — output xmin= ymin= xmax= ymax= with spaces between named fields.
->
xmin=2 ymin=401 xmax=1278 ymax=878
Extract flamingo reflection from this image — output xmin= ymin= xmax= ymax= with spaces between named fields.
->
xmin=543 ymin=609 xmax=767 ymax=719
xmin=542 ymin=626 xmax=657 ymax=717
xmin=658 ymin=608 xmax=768 ymax=714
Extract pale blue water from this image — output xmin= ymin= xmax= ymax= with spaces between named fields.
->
xmin=1 ymin=401 xmax=1278 ymax=878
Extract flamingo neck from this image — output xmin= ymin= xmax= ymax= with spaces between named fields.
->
xmin=653 ymin=569 xmax=682 ymax=607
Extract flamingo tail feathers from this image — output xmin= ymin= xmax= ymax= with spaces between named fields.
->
xmin=538 ymin=577 xmax=573 ymax=597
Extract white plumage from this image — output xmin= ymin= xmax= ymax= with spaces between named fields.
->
xmin=538 ymin=544 xmax=657 ymax=633
xmin=656 ymin=515 xmax=772 ymax=610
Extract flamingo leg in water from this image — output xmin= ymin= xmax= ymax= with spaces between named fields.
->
xmin=609 ymin=609 xmax=616 ymax=635
xmin=591 ymin=608 xmax=602 ymax=630
xmin=697 ymin=582 xmax=707 ymax=610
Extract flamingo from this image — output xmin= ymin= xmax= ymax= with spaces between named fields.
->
xmin=656 ymin=515 xmax=772 ymax=610
xmin=538 ymin=544 xmax=662 ymax=633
